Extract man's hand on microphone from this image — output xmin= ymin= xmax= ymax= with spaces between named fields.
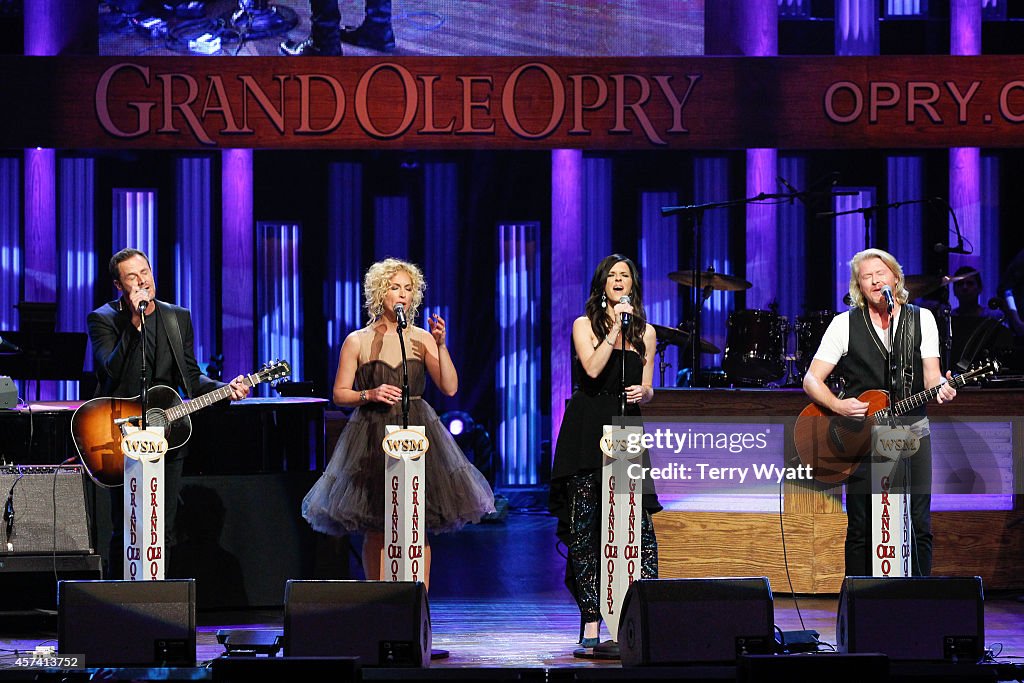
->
xmin=129 ymin=286 xmax=151 ymax=326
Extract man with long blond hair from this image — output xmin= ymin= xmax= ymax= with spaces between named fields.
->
xmin=802 ymin=248 xmax=956 ymax=576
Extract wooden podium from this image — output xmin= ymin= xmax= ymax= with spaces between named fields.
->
xmin=598 ymin=423 xmax=644 ymax=645
xmin=868 ymin=424 xmax=919 ymax=577
xmin=121 ymin=425 xmax=168 ymax=581
xmin=382 ymin=425 xmax=428 ymax=583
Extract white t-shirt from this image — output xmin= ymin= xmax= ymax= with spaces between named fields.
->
xmin=814 ymin=306 xmax=940 ymax=366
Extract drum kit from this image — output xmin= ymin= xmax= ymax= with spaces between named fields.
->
xmin=656 ymin=269 xmax=841 ymax=389
xmin=657 ymin=267 xmax=1004 ymax=388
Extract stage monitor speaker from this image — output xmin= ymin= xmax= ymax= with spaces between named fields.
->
xmin=57 ymin=579 xmax=197 ymax=667
xmin=836 ymin=576 xmax=984 ymax=661
xmin=284 ymin=580 xmax=431 ymax=667
xmin=0 ymin=464 xmax=93 ymax=555
xmin=618 ymin=577 xmax=775 ymax=667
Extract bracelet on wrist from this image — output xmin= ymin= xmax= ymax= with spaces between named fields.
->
xmin=359 ymin=389 xmax=367 ymax=403
xmin=605 ymin=335 xmax=615 ymax=347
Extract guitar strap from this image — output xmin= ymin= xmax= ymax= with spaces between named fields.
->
xmin=159 ymin=302 xmax=194 ymax=399
xmin=895 ymin=304 xmax=917 ymax=405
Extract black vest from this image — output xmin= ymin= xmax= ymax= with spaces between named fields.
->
xmin=838 ymin=305 xmax=926 ymax=417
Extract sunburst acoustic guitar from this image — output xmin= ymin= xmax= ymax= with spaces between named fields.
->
xmin=793 ymin=360 xmax=999 ymax=484
xmin=71 ymin=359 xmax=291 ymax=487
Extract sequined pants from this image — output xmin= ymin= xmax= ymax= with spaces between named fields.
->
xmin=566 ymin=471 xmax=658 ymax=623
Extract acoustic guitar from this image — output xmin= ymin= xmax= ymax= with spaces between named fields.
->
xmin=71 ymin=359 xmax=291 ymax=487
xmin=793 ymin=360 xmax=998 ymax=484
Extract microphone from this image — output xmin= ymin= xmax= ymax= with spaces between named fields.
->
xmin=822 ymin=172 xmax=859 ymax=196
xmin=0 ymin=336 xmax=21 ymax=353
xmin=777 ymin=176 xmax=802 ymax=205
xmin=881 ymin=285 xmax=895 ymax=312
xmin=619 ymin=295 xmax=631 ymax=328
xmin=933 ymin=242 xmax=971 ymax=255
xmin=394 ymin=303 xmax=408 ymax=329
xmin=137 ymin=288 xmax=151 ymax=313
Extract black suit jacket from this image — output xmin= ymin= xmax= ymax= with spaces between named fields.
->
xmin=87 ymin=299 xmax=222 ymax=399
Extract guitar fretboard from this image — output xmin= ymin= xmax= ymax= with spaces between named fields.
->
xmin=888 ymin=369 xmax=986 ymax=417
xmin=162 ymin=373 xmax=258 ymax=422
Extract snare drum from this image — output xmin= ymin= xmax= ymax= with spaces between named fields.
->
xmin=723 ymin=309 xmax=787 ymax=384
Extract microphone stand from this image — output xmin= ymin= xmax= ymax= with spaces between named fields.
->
xmin=886 ymin=299 xmax=896 ymax=429
xmin=938 ymin=292 xmax=953 ymax=372
xmin=139 ymin=302 xmax=149 ymax=431
xmin=660 ymin=201 xmax=714 ymax=385
xmin=817 ymin=198 xmax=935 ymax=251
xmin=619 ymin=316 xmax=627 ymax=417
xmin=691 ymin=210 xmax=704 ymax=386
xmin=397 ymin=320 xmax=410 ymax=429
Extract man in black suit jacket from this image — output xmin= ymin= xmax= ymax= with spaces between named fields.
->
xmin=87 ymin=248 xmax=250 ymax=579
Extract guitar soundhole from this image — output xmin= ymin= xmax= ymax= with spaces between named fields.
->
xmin=146 ymin=409 xmax=169 ymax=429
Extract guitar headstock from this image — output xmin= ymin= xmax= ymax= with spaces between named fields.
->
xmin=964 ymin=359 xmax=1000 ymax=383
xmin=256 ymin=359 xmax=292 ymax=384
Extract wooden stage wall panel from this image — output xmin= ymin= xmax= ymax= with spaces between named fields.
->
xmin=653 ymin=511 xmax=847 ymax=595
xmin=647 ymin=387 xmax=1024 ymax=594
xmin=654 ymin=509 xmax=1024 ymax=594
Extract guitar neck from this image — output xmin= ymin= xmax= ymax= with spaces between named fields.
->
xmin=162 ymin=375 xmax=258 ymax=422
xmin=890 ymin=372 xmax=975 ymax=416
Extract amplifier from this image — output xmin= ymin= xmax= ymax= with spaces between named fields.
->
xmin=0 ymin=464 xmax=93 ymax=555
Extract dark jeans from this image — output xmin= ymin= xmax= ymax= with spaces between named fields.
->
xmin=844 ymin=436 xmax=932 ymax=577
xmin=107 ymin=450 xmax=185 ymax=579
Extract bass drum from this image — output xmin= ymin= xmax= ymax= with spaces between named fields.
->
xmin=723 ymin=309 xmax=787 ymax=385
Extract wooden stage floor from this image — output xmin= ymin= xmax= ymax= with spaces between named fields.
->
xmin=98 ymin=0 xmax=704 ymax=58
xmin=3 ymin=512 xmax=1024 ymax=679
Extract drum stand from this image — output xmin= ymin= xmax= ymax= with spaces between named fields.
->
xmin=656 ymin=340 xmax=672 ymax=387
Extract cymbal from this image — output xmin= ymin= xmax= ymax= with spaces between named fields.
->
xmin=651 ymin=323 xmax=721 ymax=354
xmin=904 ymin=272 xmax=975 ymax=300
xmin=668 ymin=270 xmax=751 ymax=291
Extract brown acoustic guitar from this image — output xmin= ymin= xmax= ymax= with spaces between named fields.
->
xmin=71 ymin=359 xmax=291 ymax=487
xmin=793 ymin=360 xmax=998 ymax=484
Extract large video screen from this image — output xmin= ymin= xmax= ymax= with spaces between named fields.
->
xmin=99 ymin=0 xmax=704 ymax=57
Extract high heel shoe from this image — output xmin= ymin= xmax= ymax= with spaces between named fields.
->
xmin=578 ymin=617 xmax=600 ymax=648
